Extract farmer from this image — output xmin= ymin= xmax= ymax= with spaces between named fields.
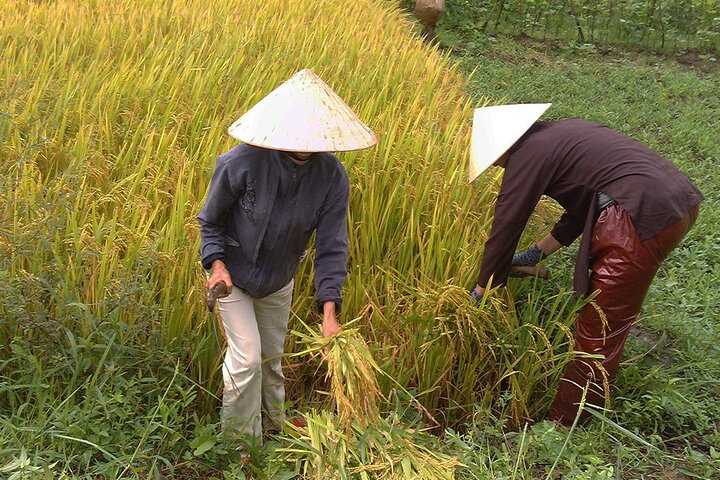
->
xmin=468 ymin=104 xmax=703 ymax=425
xmin=197 ymin=69 xmax=376 ymax=440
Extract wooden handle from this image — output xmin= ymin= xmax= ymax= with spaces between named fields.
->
xmin=205 ymin=281 xmax=230 ymax=312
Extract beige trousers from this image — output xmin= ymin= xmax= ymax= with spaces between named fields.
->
xmin=216 ymin=280 xmax=293 ymax=438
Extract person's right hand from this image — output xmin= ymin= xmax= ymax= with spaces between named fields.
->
xmin=206 ymin=259 xmax=232 ymax=291
xmin=512 ymin=244 xmax=544 ymax=266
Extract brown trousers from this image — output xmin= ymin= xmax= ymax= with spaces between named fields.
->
xmin=549 ymin=203 xmax=699 ymax=425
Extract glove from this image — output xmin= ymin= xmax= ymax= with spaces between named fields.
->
xmin=468 ymin=288 xmax=483 ymax=304
xmin=512 ymin=244 xmax=544 ymax=266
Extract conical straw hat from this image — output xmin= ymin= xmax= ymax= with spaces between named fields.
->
xmin=228 ymin=69 xmax=377 ymax=152
xmin=469 ymin=103 xmax=551 ymax=182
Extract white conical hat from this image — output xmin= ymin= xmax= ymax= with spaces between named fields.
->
xmin=227 ymin=69 xmax=377 ymax=152
xmin=469 ymin=103 xmax=551 ymax=182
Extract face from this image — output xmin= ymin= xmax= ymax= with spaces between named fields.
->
xmin=287 ymin=151 xmax=319 ymax=165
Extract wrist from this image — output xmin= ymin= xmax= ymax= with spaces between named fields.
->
xmin=469 ymin=286 xmax=484 ymax=303
xmin=321 ymin=300 xmax=338 ymax=315
xmin=536 ymin=234 xmax=562 ymax=256
xmin=322 ymin=301 xmax=336 ymax=318
xmin=211 ymin=259 xmax=227 ymax=270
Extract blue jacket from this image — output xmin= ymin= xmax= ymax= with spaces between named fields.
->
xmin=197 ymin=144 xmax=349 ymax=311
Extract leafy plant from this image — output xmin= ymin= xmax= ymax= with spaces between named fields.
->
xmin=440 ymin=0 xmax=720 ymax=52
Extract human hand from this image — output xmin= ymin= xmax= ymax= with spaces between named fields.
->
xmin=322 ymin=318 xmax=341 ymax=338
xmin=321 ymin=301 xmax=341 ymax=338
xmin=206 ymin=259 xmax=232 ymax=291
xmin=512 ymin=244 xmax=544 ymax=266
xmin=468 ymin=284 xmax=484 ymax=304
xmin=205 ymin=260 xmax=232 ymax=311
xmin=509 ymin=265 xmax=549 ymax=279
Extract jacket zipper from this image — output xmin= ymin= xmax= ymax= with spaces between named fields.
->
xmin=267 ymin=164 xmax=299 ymax=257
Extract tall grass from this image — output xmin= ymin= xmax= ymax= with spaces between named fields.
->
xmin=0 ymin=325 xmax=213 ymax=478
xmin=0 ymin=0 xmax=577 ymax=438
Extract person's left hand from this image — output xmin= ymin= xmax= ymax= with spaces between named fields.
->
xmin=322 ymin=318 xmax=341 ymax=338
xmin=321 ymin=301 xmax=341 ymax=337
xmin=469 ymin=284 xmax=484 ymax=304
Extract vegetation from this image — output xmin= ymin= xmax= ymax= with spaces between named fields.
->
xmin=1 ymin=0 xmax=718 ymax=478
xmin=1 ymin=0 xmax=503 ymax=418
xmin=439 ymin=0 xmax=720 ymax=52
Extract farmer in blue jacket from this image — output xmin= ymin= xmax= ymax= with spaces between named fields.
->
xmin=197 ymin=69 xmax=376 ymax=440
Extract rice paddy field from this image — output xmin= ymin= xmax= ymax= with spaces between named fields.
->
xmin=1 ymin=0 xmax=718 ymax=478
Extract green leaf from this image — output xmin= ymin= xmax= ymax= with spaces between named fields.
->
xmin=190 ymin=436 xmax=217 ymax=456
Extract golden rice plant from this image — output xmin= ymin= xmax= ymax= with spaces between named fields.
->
xmin=351 ymin=272 xmax=585 ymax=426
xmin=0 ymin=0 xmax=578 ymax=427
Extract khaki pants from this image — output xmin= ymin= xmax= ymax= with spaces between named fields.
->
xmin=216 ymin=280 xmax=294 ymax=438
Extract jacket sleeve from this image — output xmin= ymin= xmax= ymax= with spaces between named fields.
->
xmin=197 ymin=154 xmax=243 ymax=270
xmin=551 ymin=211 xmax=585 ymax=246
xmin=476 ymin=154 xmax=551 ymax=289
xmin=313 ymin=167 xmax=350 ymax=313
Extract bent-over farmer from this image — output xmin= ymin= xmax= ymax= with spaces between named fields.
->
xmin=197 ymin=69 xmax=376 ymax=441
xmin=468 ymin=104 xmax=703 ymax=425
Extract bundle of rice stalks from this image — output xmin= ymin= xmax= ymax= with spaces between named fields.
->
xmin=325 ymin=329 xmax=384 ymax=426
xmin=292 ymin=320 xmax=383 ymax=427
xmin=272 ymin=409 xmax=459 ymax=480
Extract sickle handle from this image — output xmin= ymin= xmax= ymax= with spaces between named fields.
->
xmin=206 ymin=281 xmax=230 ymax=312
